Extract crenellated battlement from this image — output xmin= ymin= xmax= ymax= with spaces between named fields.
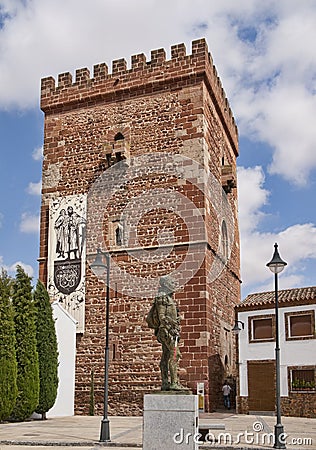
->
xmin=41 ymin=39 xmax=237 ymax=148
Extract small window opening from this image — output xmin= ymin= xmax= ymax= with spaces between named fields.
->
xmin=115 ymin=224 xmax=123 ymax=246
xmin=221 ymin=220 xmax=228 ymax=260
xmin=253 ymin=318 xmax=273 ymax=340
xmin=114 ymin=132 xmax=124 ymax=141
xmin=112 ymin=343 xmax=116 ymax=360
xmin=106 ymin=154 xmax=111 ymax=166
xmin=290 ymin=314 xmax=313 ymax=337
xmin=291 ymin=369 xmax=315 ymax=391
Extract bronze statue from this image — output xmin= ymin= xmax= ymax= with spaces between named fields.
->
xmin=146 ymin=275 xmax=183 ymax=391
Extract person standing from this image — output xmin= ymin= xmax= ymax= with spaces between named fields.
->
xmin=222 ymin=380 xmax=231 ymax=409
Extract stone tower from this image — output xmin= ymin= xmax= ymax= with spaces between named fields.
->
xmin=39 ymin=38 xmax=241 ymax=414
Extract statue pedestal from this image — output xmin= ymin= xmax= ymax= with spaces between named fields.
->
xmin=143 ymin=394 xmax=198 ymax=450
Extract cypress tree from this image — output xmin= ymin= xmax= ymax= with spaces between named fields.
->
xmin=12 ymin=266 xmax=39 ymax=421
xmin=0 ymin=270 xmax=18 ymax=421
xmin=33 ymin=280 xmax=59 ymax=419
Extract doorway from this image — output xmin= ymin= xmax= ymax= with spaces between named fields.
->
xmin=248 ymin=360 xmax=275 ymax=412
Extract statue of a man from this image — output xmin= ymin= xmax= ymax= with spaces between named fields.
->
xmin=146 ymin=275 xmax=183 ymax=391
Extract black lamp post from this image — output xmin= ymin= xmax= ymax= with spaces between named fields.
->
xmin=266 ymin=243 xmax=287 ymax=449
xmin=90 ymin=248 xmax=111 ymax=442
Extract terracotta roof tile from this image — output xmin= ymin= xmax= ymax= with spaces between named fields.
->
xmin=237 ymin=286 xmax=316 ymax=310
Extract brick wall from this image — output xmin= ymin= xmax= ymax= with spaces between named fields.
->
xmin=236 ymin=396 xmax=249 ymax=415
xmin=282 ymin=394 xmax=316 ymax=418
xmin=39 ymin=38 xmax=241 ymax=415
xmin=237 ymin=395 xmax=316 ymax=418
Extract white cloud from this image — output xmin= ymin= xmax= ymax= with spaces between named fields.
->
xmin=237 ymin=166 xmax=269 ymax=234
xmin=238 ymin=166 xmax=316 ymax=295
xmin=0 ymin=1 xmax=316 ymax=184
xmin=253 ymin=273 xmax=306 ymax=296
xmin=6 ymin=261 xmax=34 ymax=278
xmin=19 ymin=212 xmax=40 ymax=234
xmin=235 ymin=82 xmax=316 ymax=186
xmin=26 ymin=180 xmax=41 ymax=196
xmin=226 ymin=4 xmax=316 ymax=186
xmin=0 ymin=255 xmax=35 ymax=278
xmin=0 ymin=212 xmax=3 ymax=228
xmin=32 ymin=146 xmax=43 ymax=161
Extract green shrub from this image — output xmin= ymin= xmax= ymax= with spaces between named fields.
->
xmin=11 ymin=266 xmax=39 ymax=421
xmin=0 ymin=270 xmax=17 ymax=420
xmin=34 ymin=280 xmax=59 ymax=419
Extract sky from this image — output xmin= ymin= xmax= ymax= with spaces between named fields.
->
xmin=0 ymin=0 xmax=315 ymax=299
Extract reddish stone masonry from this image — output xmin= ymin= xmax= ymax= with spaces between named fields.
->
xmin=39 ymin=38 xmax=241 ymax=415
xmin=238 ymin=395 xmax=316 ymax=418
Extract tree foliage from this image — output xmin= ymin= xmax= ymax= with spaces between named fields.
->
xmin=11 ymin=266 xmax=39 ymax=421
xmin=0 ymin=270 xmax=17 ymax=421
xmin=33 ymin=280 xmax=59 ymax=418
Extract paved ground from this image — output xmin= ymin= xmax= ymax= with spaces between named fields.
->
xmin=0 ymin=412 xmax=315 ymax=449
xmin=0 ymin=416 xmax=141 ymax=449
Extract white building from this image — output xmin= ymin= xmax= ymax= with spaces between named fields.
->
xmin=235 ymin=286 xmax=316 ymax=418
xmin=47 ymin=301 xmax=77 ymax=417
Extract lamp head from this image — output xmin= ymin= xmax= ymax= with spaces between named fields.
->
xmin=266 ymin=243 xmax=287 ymax=274
xmin=232 ymin=320 xmax=244 ymax=335
xmin=90 ymin=248 xmax=107 ymax=278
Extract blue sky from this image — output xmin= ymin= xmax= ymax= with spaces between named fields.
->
xmin=0 ymin=0 xmax=315 ymax=298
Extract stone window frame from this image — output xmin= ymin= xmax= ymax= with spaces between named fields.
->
xmin=109 ymin=336 xmax=121 ymax=362
xmin=108 ymin=216 xmax=125 ymax=248
xmin=288 ymin=365 xmax=316 ymax=393
xmin=284 ymin=309 xmax=315 ymax=341
xmin=103 ymin=129 xmax=130 ymax=169
xmin=248 ymin=313 xmax=276 ymax=343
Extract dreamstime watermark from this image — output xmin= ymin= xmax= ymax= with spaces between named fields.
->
xmin=86 ymin=152 xmax=235 ymax=297
xmin=173 ymin=421 xmax=313 ymax=446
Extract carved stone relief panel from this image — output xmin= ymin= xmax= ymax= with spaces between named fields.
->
xmin=47 ymin=194 xmax=87 ymax=333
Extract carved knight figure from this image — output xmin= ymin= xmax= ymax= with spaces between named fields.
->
xmin=146 ymin=275 xmax=183 ymax=391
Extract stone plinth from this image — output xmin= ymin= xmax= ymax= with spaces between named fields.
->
xmin=143 ymin=394 xmax=198 ymax=450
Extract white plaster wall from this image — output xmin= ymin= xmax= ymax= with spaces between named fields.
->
xmin=47 ymin=302 xmax=77 ymax=417
xmin=237 ymin=304 xmax=316 ymax=397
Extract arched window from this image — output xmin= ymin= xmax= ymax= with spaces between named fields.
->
xmin=114 ymin=132 xmax=124 ymax=141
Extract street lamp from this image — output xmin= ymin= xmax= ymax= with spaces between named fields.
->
xmin=232 ymin=320 xmax=244 ymax=335
xmin=90 ymin=248 xmax=111 ymax=442
xmin=266 ymin=243 xmax=287 ymax=449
